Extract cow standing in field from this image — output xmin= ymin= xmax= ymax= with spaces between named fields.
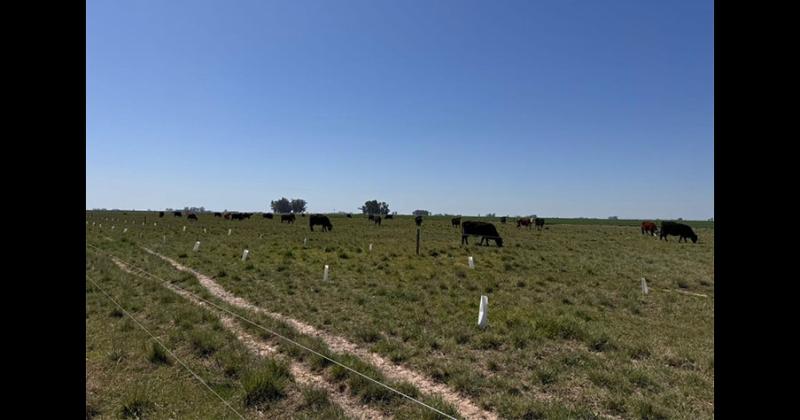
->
xmin=384 ymin=214 xmax=393 ymax=220
xmin=374 ymin=216 xmax=382 ymax=226
xmin=660 ymin=221 xmax=698 ymax=243
xmin=461 ymin=221 xmax=504 ymax=247
xmin=309 ymin=214 xmax=333 ymax=232
xmin=187 ymin=213 xmax=198 ymax=221
xmin=263 ymin=213 xmax=274 ymax=219
xmin=159 ymin=211 xmax=164 ymax=218
xmin=452 ymin=217 xmax=461 ymax=227
xmin=641 ymin=221 xmax=658 ymax=236
xmin=214 ymin=212 xmax=222 ymax=217
xmin=223 ymin=212 xmax=232 ymax=220
xmin=534 ymin=218 xmax=545 ymax=230
xmin=173 ymin=211 xmax=182 ymax=217
xmin=517 ymin=218 xmax=532 ymax=229
xmin=500 ymin=216 xmax=507 ymax=224
xmin=368 ymin=214 xmax=375 ymax=222
xmin=415 ymin=216 xmax=423 ymax=226
xmin=346 ymin=213 xmax=352 ymax=218
xmin=281 ymin=214 xmax=296 ymax=224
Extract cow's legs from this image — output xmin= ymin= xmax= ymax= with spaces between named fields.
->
xmin=461 ymin=235 xmax=468 ymax=245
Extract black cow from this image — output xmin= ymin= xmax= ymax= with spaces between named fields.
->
xmin=374 ymin=216 xmax=382 ymax=226
xmin=301 ymin=213 xmax=306 ymax=217
xmin=173 ymin=211 xmax=182 ymax=217
xmin=660 ymin=221 xmax=698 ymax=243
xmin=230 ymin=213 xmax=243 ymax=221
xmin=461 ymin=221 xmax=503 ymax=247
xmin=187 ymin=213 xmax=198 ymax=221
xmin=309 ymin=214 xmax=333 ymax=232
xmin=452 ymin=217 xmax=461 ymax=227
xmin=384 ymin=214 xmax=393 ymax=220
xmin=346 ymin=213 xmax=352 ymax=218
xmin=241 ymin=212 xmax=252 ymax=219
xmin=159 ymin=211 xmax=164 ymax=218
xmin=368 ymin=214 xmax=375 ymax=221
xmin=281 ymin=214 xmax=296 ymax=224
xmin=415 ymin=216 xmax=423 ymax=226
xmin=214 ymin=212 xmax=222 ymax=217
xmin=534 ymin=218 xmax=545 ymax=230
xmin=263 ymin=213 xmax=274 ymax=219
xmin=500 ymin=216 xmax=507 ymax=224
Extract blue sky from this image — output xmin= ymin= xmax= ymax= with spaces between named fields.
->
xmin=87 ymin=0 xmax=713 ymax=219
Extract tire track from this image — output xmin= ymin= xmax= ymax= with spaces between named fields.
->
xmin=112 ymin=257 xmax=389 ymax=420
xmin=142 ymin=247 xmax=497 ymax=420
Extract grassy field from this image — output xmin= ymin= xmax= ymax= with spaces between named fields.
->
xmin=86 ymin=248 xmax=353 ymax=419
xmin=87 ymin=211 xmax=714 ymax=419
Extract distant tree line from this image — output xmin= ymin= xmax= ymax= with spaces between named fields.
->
xmin=270 ymin=197 xmax=307 ymax=214
xmin=361 ymin=200 xmax=390 ymax=215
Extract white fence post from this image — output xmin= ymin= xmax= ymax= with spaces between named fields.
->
xmin=478 ymin=296 xmax=488 ymax=328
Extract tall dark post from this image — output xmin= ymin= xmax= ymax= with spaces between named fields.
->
xmin=416 ymin=226 xmax=420 ymax=255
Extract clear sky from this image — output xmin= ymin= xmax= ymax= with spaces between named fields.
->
xmin=87 ymin=0 xmax=713 ymax=219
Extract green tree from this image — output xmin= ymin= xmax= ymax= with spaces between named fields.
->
xmin=360 ymin=200 xmax=390 ymax=215
xmin=290 ymin=199 xmax=307 ymax=214
xmin=270 ymin=198 xmax=292 ymax=214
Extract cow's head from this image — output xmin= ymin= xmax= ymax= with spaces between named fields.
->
xmin=690 ymin=233 xmax=698 ymax=243
xmin=495 ymin=237 xmax=504 ymax=247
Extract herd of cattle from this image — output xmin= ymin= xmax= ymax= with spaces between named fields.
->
xmin=151 ymin=211 xmax=699 ymax=246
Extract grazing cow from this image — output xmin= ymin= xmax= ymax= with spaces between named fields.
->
xmin=187 ymin=213 xmax=198 ymax=221
xmin=500 ymin=216 xmax=507 ymax=224
xmin=534 ymin=218 xmax=545 ymax=230
xmin=159 ymin=211 xmax=164 ymax=218
xmin=452 ymin=217 xmax=461 ymax=227
xmin=368 ymin=214 xmax=375 ymax=222
xmin=263 ymin=213 xmax=274 ymax=219
xmin=461 ymin=221 xmax=503 ymax=247
xmin=641 ymin=221 xmax=658 ymax=236
xmin=384 ymin=214 xmax=393 ymax=220
xmin=517 ymin=218 xmax=532 ymax=229
xmin=281 ymin=214 xmax=296 ymax=224
xmin=346 ymin=213 xmax=352 ymax=218
xmin=415 ymin=216 xmax=423 ymax=226
xmin=309 ymin=214 xmax=333 ymax=232
xmin=173 ymin=211 xmax=182 ymax=217
xmin=374 ymin=216 xmax=382 ymax=226
xmin=660 ymin=221 xmax=698 ymax=243
xmin=214 ymin=212 xmax=222 ymax=217
xmin=223 ymin=212 xmax=232 ymax=220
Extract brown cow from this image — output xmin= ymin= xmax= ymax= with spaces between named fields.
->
xmin=517 ymin=218 xmax=532 ymax=229
xmin=641 ymin=221 xmax=658 ymax=236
